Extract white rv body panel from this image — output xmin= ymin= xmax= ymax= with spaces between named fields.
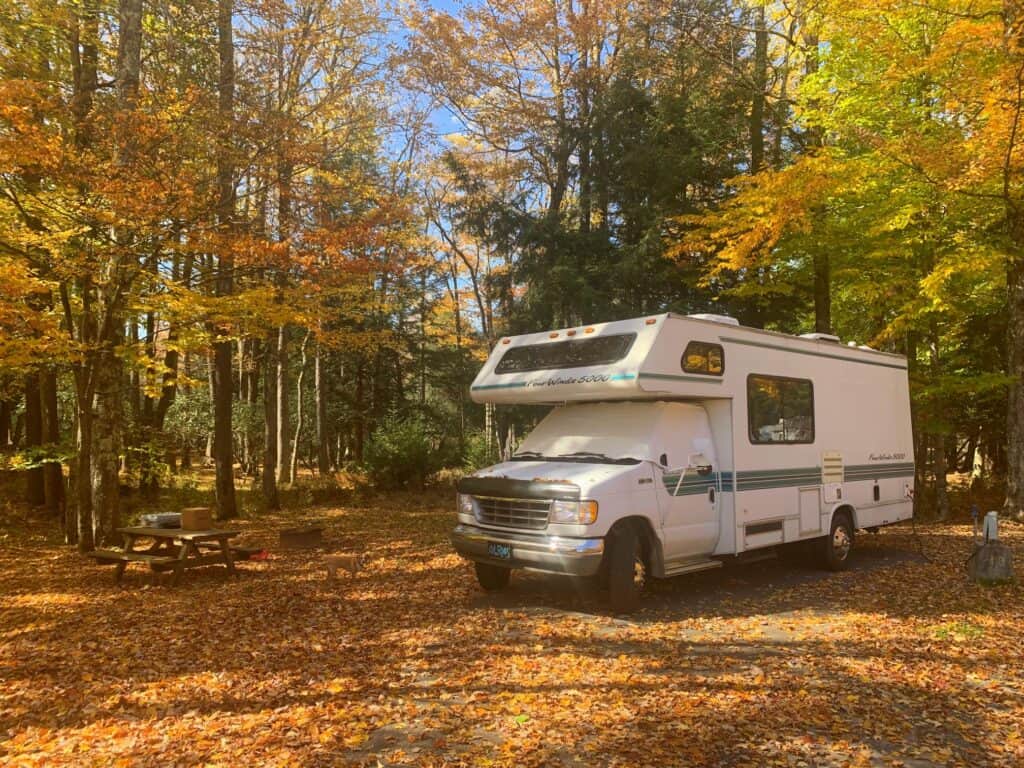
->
xmin=452 ymin=313 xmax=915 ymax=586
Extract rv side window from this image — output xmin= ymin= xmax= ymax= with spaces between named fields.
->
xmin=747 ymin=374 xmax=814 ymax=444
xmin=682 ymin=341 xmax=724 ymax=375
xmin=494 ymin=333 xmax=637 ymax=374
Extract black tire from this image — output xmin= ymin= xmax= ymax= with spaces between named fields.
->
xmin=607 ymin=525 xmax=646 ymax=614
xmin=475 ymin=561 xmax=511 ymax=591
xmin=821 ymin=512 xmax=854 ymax=571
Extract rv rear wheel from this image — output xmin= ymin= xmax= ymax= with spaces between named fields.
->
xmin=475 ymin=562 xmax=511 ymax=591
xmin=821 ymin=512 xmax=854 ymax=572
xmin=607 ymin=525 xmax=646 ymax=614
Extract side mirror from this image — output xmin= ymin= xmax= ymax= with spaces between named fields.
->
xmin=659 ymin=453 xmax=668 ymax=467
xmin=688 ymin=452 xmax=713 ymax=475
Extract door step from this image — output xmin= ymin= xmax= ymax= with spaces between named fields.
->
xmin=662 ymin=559 xmax=723 ymax=577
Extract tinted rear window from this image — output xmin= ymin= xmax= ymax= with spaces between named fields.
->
xmin=495 ymin=333 xmax=637 ymax=374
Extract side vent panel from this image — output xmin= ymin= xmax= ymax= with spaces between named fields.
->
xmin=822 ymin=451 xmax=844 ymax=503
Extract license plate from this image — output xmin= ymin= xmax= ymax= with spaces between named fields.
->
xmin=487 ymin=542 xmax=512 ymax=560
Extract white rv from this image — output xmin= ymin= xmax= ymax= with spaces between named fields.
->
xmin=451 ymin=313 xmax=915 ymax=612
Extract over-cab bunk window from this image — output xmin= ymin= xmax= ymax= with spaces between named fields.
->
xmin=747 ymin=374 xmax=815 ymax=444
xmin=494 ymin=333 xmax=637 ymax=374
xmin=682 ymin=341 xmax=724 ymax=375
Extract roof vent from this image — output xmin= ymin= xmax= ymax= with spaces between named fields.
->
xmin=799 ymin=333 xmax=841 ymax=343
xmin=688 ymin=313 xmax=740 ymax=326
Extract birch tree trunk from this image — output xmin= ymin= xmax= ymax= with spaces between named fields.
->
xmin=289 ymin=330 xmax=310 ymax=485
xmin=314 ymin=343 xmax=329 ymax=475
xmin=276 ymin=325 xmax=290 ymax=484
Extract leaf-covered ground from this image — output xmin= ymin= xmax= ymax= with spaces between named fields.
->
xmin=1 ymin=491 xmax=1023 ymax=767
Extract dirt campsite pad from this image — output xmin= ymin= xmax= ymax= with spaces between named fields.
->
xmin=1 ymin=492 xmax=1023 ymax=767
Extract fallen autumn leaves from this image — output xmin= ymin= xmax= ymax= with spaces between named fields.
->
xmin=1 ymin=492 xmax=1022 ymax=767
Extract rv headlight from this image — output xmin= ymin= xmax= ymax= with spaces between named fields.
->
xmin=457 ymin=493 xmax=475 ymax=516
xmin=549 ymin=499 xmax=598 ymax=525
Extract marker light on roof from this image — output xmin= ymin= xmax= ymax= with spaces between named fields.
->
xmin=567 ymin=329 xmax=577 ymax=336
xmin=584 ymin=327 xmax=594 ymax=333
xmin=645 ymin=318 xmax=657 ymax=325
xmin=549 ymin=332 xmax=559 ymax=338
xmin=501 ymin=338 xmax=510 ymax=345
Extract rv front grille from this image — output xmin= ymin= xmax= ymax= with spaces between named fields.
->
xmin=474 ymin=496 xmax=550 ymax=530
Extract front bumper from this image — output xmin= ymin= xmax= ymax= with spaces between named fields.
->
xmin=450 ymin=523 xmax=604 ymax=577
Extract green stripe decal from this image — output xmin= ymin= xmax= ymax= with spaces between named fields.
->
xmin=660 ymin=462 xmax=914 ymax=496
xmin=720 ymin=336 xmax=909 ymax=371
xmin=471 ymin=382 xmax=528 ymax=390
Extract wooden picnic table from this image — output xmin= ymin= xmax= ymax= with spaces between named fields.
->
xmin=91 ymin=527 xmax=242 ymax=585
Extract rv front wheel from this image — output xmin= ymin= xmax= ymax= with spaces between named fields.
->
xmin=822 ymin=512 xmax=854 ymax=572
xmin=475 ymin=562 xmax=511 ymax=591
xmin=607 ymin=525 xmax=646 ymax=614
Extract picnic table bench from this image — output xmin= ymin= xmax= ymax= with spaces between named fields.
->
xmin=88 ymin=526 xmax=243 ymax=585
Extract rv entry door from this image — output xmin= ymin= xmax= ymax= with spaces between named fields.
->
xmin=657 ymin=409 xmax=721 ymax=562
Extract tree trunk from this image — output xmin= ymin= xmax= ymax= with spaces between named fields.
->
xmin=1005 ymin=250 xmax=1024 ymax=521
xmin=91 ymin=347 xmax=121 ymax=546
xmin=929 ymin=321 xmax=949 ymax=520
xmin=813 ymin=254 xmax=831 ymax=333
xmin=41 ymin=370 xmax=65 ymax=519
xmin=67 ymin=2 xmax=99 ymax=550
xmin=116 ymin=0 xmax=143 ymax=103
xmin=0 ymin=397 xmax=10 ymax=448
xmin=354 ymin=363 xmax=365 ymax=463
xmin=276 ymin=325 xmax=289 ymax=485
xmin=750 ymin=3 xmax=767 ymax=174
xmin=801 ymin=24 xmax=831 ymax=334
xmin=24 ymin=374 xmax=45 ymax=506
xmin=83 ymin=0 xmax=142 ymax=545
xmin=212 ymin=0 xmax=238 ymax=520
xmin=263 ymin=331 xmax=280 ymax=509
xmin=314 ymin=343 xmax=329 ymax=475
xmin=75 ymin=404 xmax=94 ymax=551
xmin=289 ymin=330 xmax=310 ymax=485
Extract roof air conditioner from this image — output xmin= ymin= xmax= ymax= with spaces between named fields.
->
xmin=799 ymin=333 xmax=841 ymax=343
xmin=688 ymin=313 xmax=740 ymax=326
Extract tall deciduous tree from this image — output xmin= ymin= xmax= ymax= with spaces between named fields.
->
xmin=213 ymin=0 xmax=238 ymax=520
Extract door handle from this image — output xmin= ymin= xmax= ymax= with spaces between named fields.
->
xmin=708 ymin=487 xmax=716 ymax=504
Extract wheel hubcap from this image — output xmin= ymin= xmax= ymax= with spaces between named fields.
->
xmin=633 ymin=545 xmax=647 ymax=589
xmin=832 ymin=526 xmax=851 ymax=560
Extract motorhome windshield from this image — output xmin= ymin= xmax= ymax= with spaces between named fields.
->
xmin=494 ymin=333 xmax=636 ymax=374
xmin=512 ymin=402 xmax=675 ymax=464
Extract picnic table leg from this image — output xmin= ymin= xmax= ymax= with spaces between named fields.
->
xmin=114 ymin=533 xmax=136 ymax=584
xmin=218 ymin=537 xmax=237 ymax=576
xmin=171 ymin=540 xmax=191 ymax=586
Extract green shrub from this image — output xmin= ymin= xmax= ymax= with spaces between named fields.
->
xmin=363 ymin=415 xmax=442 ymax=490
xmin=462 ymin=430 xmax=500 ymax=471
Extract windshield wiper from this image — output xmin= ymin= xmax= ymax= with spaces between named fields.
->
xmin=510 ymin=450 xmax=641 ymax=465
xmin=555 ymin=452 xmax=641 ymax=465
xmin=510 ymin=451 xmax=545 ymax=460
